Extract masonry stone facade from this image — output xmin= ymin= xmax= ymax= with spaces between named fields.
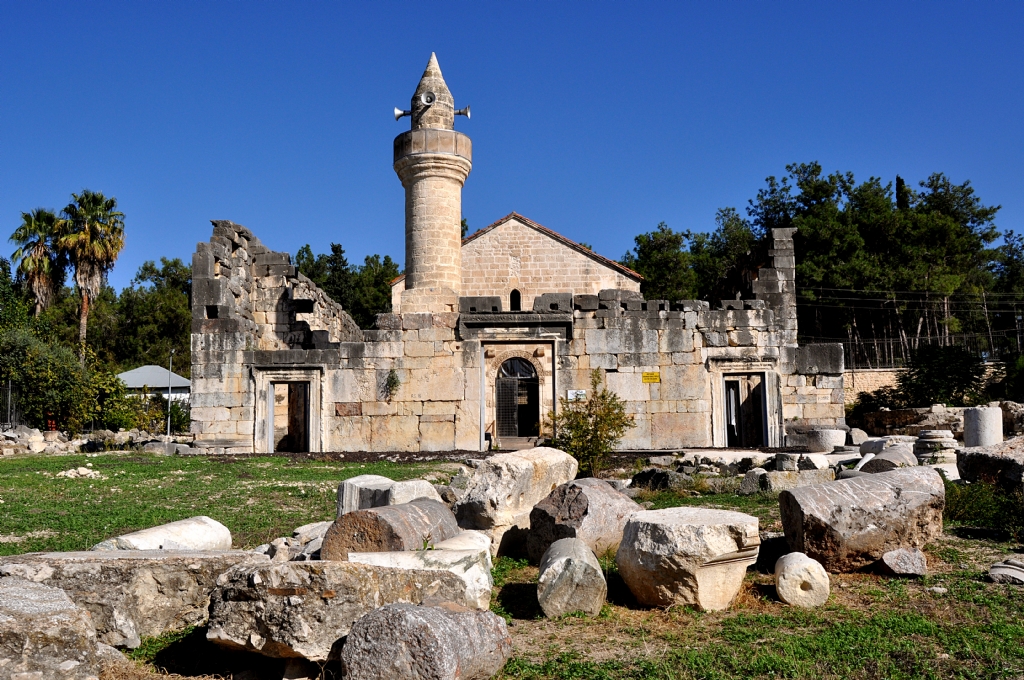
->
xmin=190 ymin=54 xmax=845 ymax=454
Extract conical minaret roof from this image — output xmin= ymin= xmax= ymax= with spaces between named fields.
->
xmin=410 ymin=53 xmax=455 ymax=130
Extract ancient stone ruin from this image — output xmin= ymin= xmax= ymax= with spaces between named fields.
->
xmin=189 ymin=53 xmax=845 ymax=455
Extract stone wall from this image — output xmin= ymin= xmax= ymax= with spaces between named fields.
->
xmin=843 ymin=369 xmax=900 ymax=404
xmin=393 ymin=214 xmax=642 ymax=314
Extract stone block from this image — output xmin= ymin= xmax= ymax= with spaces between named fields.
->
xmin=322 ymin=499 xmax=461 ymax=560
xmin=459 ymin=296 xmax=502 ymax=313
xmin=340 ymin=603 xmax=512 ymax=680
xmin=779 ymin=467 xmax=944 ymax=572
xmin=371 ymin=415 xmax=420 ymax=452
xmin=207 ymin=562 xmax=471 ymax=662
xmin=795 ymin=344 xmax=844 ymax=375
xmin=537 ymin=538 xmax=606 ymax=618
xmin=349 ymin=548 xmax=492 ymax=611
xmin=91 ymin=516 xmax=231 ymax=551
xmin=419 ymin=420 xmax=456 ymax=452
xmin=337 ymin=474 xmax=395 ymax=516
xmin=454 ymin=448 xmax=578 ymax=555
xmin=335 ymin=402 xmax=362 ymax=416
xmin=617 ymin=508 xmax=760 ymax=610
xmin=651 ymin=411 xmax=709 ymax=448
xmin=957 ymin=438 xmax=1024 ymax=495
xmin=0 ymin=551 xmax=268 ymax=649
xmin=0 ymin=576 xmax=107 ymax=679
xmin=526 ymin=478 xmax=641 ymax=563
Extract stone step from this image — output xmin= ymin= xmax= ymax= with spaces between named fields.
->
xmin=498 ymin=437 xmax=542 ymax=451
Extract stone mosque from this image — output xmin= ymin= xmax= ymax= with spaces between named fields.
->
xmin=188 ymin=54 xmax=845 ymax=454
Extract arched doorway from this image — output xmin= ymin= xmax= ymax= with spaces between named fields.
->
xmin=496 ymin=357 xmax=539 ymax=438
xmin=509 ymin=289 xmax=521 ymax=311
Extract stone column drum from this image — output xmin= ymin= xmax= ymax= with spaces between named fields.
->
xmin=963 ymin=407 xmax=1003 ymax=448
xmin=393 ymin=53 xmax=472 ymax=308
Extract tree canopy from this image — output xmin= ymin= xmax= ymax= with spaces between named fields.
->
xmin=295 ymin=243 xmax=401 ymax=328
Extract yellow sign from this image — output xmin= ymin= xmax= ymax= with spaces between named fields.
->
xmin=642 ymin=372 xmax=661 ymax=384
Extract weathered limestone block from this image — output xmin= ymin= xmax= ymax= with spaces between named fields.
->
xmin=207 ymin=561 xmax=470 ymax=662
xmin=989 ymin=558 xmax=1024 ymax=584
xmin=859 ymin=445 xmax=918 ymax=473
xmin=337 ymin=474 xmax=395 ymax=516
xmin=432 ymin=530 xmax=492 ymax=552
xmin=779 ymin=467 xmax=945 ymax=572
xmin=798 ymin=454 xmax=831 ymax=470
xmin=880 ymin=548 xmax=928 ymax=576
xmin=805 ymin=429 xmax=846 ymax=453
xmin=616 ymin=507 xmax=760 ymax=610
xmin=91 ymin=515 xmax=232 ymax=551
xmin=738 ymin=468 xmax=768 ymax=495
xmin=453 ymin=448 xmax=578 ymax=555
xmin=386 ymin=479 xmax=443 ymax=506
xmin=321 ymin=499 xmax=461 ymax=561
xmin=536 ymin=538 xmax=606 ymax=618
xmin=0 ymin=550 xmax=267 ymax=649
xmin=774 ymin=552 xmax=829 ymax=608
xmin=957 ymin=438 xmax=1024 ymax=495
xmin=756 ymin=469 xmax=835 ymax=493
xmin=340 ymin=603 xmax=512 ymax=680
xmin=526 ymin=478 xmax=641 ymax=563
xmin=964 ymin=407 xmax=1003 ymax=447
xmin=0 ymin=577 xmax=107 ymax=680
xmin=348 ymin=548 xmax=492 ymax=610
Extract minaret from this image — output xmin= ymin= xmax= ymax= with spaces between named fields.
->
xmin=393 ymin=53 xmax=472 ymax=313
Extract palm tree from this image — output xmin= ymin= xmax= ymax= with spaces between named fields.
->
xmin=59 ymin=190 xmax=125 ymax=357
xmin=10 ymin=208 xmax=65 ymax=316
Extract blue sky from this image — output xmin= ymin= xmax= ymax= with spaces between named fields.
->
xmin=1 ymin=2 xmax=1022 ymax=290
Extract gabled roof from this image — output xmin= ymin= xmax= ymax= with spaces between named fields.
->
xmin=391 ymin=212 xmax=643 ymax=285
xmin=118 ymin=365 xmax=190 ymax=390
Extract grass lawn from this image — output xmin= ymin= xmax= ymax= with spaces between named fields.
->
xmin=0 ymin=452 xmax=448 ymax=554
xmin=2 ymin=453 xmax=1023 ymax=679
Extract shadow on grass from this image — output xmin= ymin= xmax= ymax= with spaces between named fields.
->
xmin=496 ymin=583 xmax=544 ymax=619
xmin=141 ymin=627 xmax=294 ymax=679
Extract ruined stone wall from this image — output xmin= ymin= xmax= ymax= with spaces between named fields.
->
xmin=844 ymin=369 xmax=900 ymax=404
xmin=190 ymin=221 xmax=363 ymax=453
xmin=459 ymin=216 xmax=641 ymax=312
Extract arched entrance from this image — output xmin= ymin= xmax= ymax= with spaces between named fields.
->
xmin=496 ymin=357 xmax=540 ymax=438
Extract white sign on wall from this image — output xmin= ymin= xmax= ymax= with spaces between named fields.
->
xmin=567 ymin=390 xmax=587 ymax=402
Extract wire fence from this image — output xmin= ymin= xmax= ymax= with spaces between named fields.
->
xmin=800 ymin=332 xmax=1023 ymax=370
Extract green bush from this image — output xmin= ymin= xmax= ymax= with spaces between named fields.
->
xmin=943 ymin=477 xmax=1024 ymax=541
xmin=0 ymin=329 xmax=94 ymax=434
xmin=851 ymin=345 xmax=985 ymax=415
xmin=549 ymin=370 xmax=634 ymax=476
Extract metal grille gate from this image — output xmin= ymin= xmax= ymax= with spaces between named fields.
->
xmin=496 ymin=378 xmax=520 ymax=438
xmin=1 ymin=380 xmax=23 ymax=430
